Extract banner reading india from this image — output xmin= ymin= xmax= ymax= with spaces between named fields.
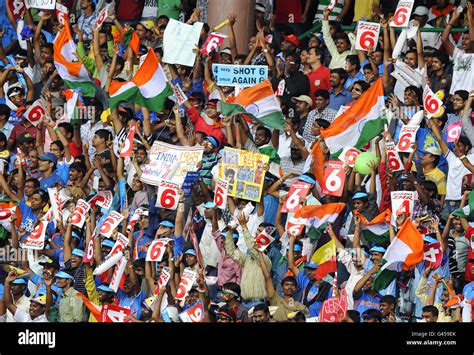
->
xmin=53 ymin=20 xmax=97 ymax=97
xmin=109 ymin=48 xmax=173 ymax=113
xmin=219 ymin=80 xmax=286 ymax=129
xmin=372 ymin=219 xmax=424 ymax=291
xmin=321 ymin=78 xmax=387 ymax=155
xmin=353 ymin=209 xmax=391 ymax=244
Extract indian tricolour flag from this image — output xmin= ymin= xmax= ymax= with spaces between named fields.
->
xmin=53 ymin=21 xmax=96 ymax=97
xmin=354 ymin=209 xmax=391 ymax=245
xmin=321 ymin=78 xmax=387 ymax=155
xmin=453 ymin=190 xmax=474 ymax=221
xmin=295 ymin=203 xmax=346 ymax=233
xmin=372 ymin=219 xmax=424 ymax=291
xmin=219 ymin=80 xmax=285 ymax=129
xmin=109 ymin=48 xmax=173 ymax=112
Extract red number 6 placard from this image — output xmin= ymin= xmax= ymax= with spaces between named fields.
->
xmin=390 ymin=0 xmax=414 ymax=28
xmin=175 ymin=268 xmax=197 ymax=300
xmin=355 ymin=22 xmax=380 ymax=51
xmin=386 ymin=141 xmax=404 ymax=171
xmin=24 ymin=100 xmax=46 ymax=126
xmin=156 ymin=180 xmax=179 ymax=210
xmin=99 ymin=211 xmax=124 ymax=238
xmin=423 ymin=86 xmax=443 ymax=118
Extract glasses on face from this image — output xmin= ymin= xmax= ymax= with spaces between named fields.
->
xmin=352 ymin=88 xmax=362 ymax=94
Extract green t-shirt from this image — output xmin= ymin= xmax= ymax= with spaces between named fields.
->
xmin=158 ymin=0 xmax=181 ymax=20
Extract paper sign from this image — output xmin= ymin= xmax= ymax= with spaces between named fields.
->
xmin=120 ymin=124 xmax=136 ymax=158
xmin=22 ymin=221 xmax=48 ymax=249
xmin=172 ymin=84 xmax=188 ymax=105
xmin=141 ymin=141 xmax=203 ymax=186
xmin=281 ymin=181 xmax=311 ymax=213
xmin=396 ymin=125 xmax=419 ymax=153
xmin=276 ymin=79 xmax=285 ymax=96
xmin=255 ymin=226 xmax=276 ymax=251
xmin=97 ymin=4 xmax=110 ymax=29
xmin=126 ymin=208 xmax=143 ymax=233
xmin=182 ymin=171 xmax=200 ymax=198
xmin=47 ymin=188 xmax=62 ymax=222
xmin=179 ymin=300 xmax=204 ymax=323
xmin=163 ymin=19 xmax=204 ymax=67
xmin=89 ymin=191 xmax=113 ymax=209
xmin=212 ymin=64 xmax=268 ymax=87
xmin=355 ymin=21 xmax=380 ymax=51
xmin=338 ymin=147 xmax=360 ymax=168
xmin=218 ymin=147 xmax=269 ymax=202
xmin=391 ymin=191 xmax=415 ymax=222
xmin=9 ymin=0 xmax=26 ymax=21
xmin=24 ymin=99 xmax=46 ymax=126
xmin=386 ymin=141 xmax=403 ymax=172
xmin=156 ymin=180 xmax=180 ymax=210
xmin=153 ymin=266 xmax=171 ymax=295
xmin=109 ymin=256 xmax=127 ymax=293
xmin=55 ymin=2 xmax=68 ymax=25
xmin=287 ymin=217 xmax=307 ymax=236
xmin=99 ymin=211 xmax=124 ymax=238
xmin=423 ymin=242 xmax=442 ymax=268
xmin=146 ymin=239 xmax=170 ymax=262
xmin=0 ymin=208 xmax=14 ymax=220
xmin=25 ymin=0 xmax=55 ymax=10
xmin=70 ymin=199 xmax=91 ymax=229
xmin=109 ymin=233 xmax=129 ymax=257
xmin=100 ymin=303 xmax=130 ymax=323
xmin=322 ymin=160 xmax=345 ymax=197
xmin=423 ymin=85 xmax=443 ymax=119
xmin=175 ymin=268 xmax=197 ymax=300
xmin=214 ymin=180 xmax=229 ymax=210
xmin=447 ymin=122 xmax=462 ymax=143
xmin=83 ymin=236 xmax=95 ymax=263
xmin=390 ymin=0 xmax=414 ymax=27
xmin=200 ymin=32 xmax=227 ymax=55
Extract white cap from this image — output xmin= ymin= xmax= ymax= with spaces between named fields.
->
xmin=413 ymin=6 xmax=429 ymax=17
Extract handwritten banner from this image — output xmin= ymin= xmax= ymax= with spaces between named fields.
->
xmin=212 ymin=64 xmax=268 ymax=87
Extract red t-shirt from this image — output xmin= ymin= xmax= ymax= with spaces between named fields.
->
xmin=115 ymin=0 xmax=144 ymax=21
xmin=306 ymin=66 xmax=331 ymax=108
xmin=186 ymin=106 xmax=226 ymax=145
xmin=274 ymin=0 xmax=303 ymax=24
xmin=69 ymin=141 xmax=82 ymax=158
xmin=9 ymin=121 xmax=45 ymax=148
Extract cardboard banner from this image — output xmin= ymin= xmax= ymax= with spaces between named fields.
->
xmin=355 ymin=21 xmax=380 ymax=51
xmin=423 ymin=85 xmax=443 ymax=119
xmin=391 ymin=191 xmax=415 ymax=222
xmin=98 ymin=211 xmax=124 ymax=238
xmin=172 ymin=83 xmax=188 ymax=105
xmin=96 ymin=4 xmax=111 ymax=29
xmin=22 ymin=221 xmax=48 ymax=250
xmin=447 ymin=122 xmax=462 ymax=143
xmin=153 ymin=266 xmax=172 ymax=295
xmin=146 ymin=239 xmax=171 ymax=262
xmin=55 ymin=2 xmax=68 ymax=25
xmin=9 ymin=0 xmax=26 ymax=21
xmin=276 ymin=79 xmax=286 ymax=96
xmin=178 ymin=300 xmax=204 ymax=323
xmin=109 ymin=256 xmax=127 ymax=293
xmin=25 ymin=0 xmax=55 ymax=10
xmin=120 ymin=124 xmax=136 ymax=158
xmin=24 ymin=99 xmax=46 ymax=126
xmin=322 ymin=160 xmax=345 ymax=197
xmin=141 ymin=141 xmax=203 ymax=186
xmin=200 ymin=32 xmax=227 ymax=56
xmin=163 ymin=19 xmax=204 ymax=67
xmin=281 ymin=181 xmax=311 ymax=213
xmin=390 ymin=0 xmax=414 ymax=27
xmin=423 ymin=241 xmax=443 ymax=268
xmin=83 ymin=236 xmax=95 ymax=263
xmin=286 ymin=217 xmax=307 ymax=236
xmin=218 ymin=147 xmax=269 ymax=202
xmin=338 ymin=147 xmax=360 ymax=168
xmin=108 ymin=233 xmax=129 ymax=257
xmin=156 ymin=180 xmax=180 ymax=210
xmin=212 ymin=64 xmax=268 ymax=87
xmin=175 ymin=268 xmax=197 ymax=300
xmin=386 ymin=141 xmax=404 ymax=172
xmin=214 ymin=179 xmax=229 ymax=210
xmin=89 ymin=191 xmax=113 ymax=209
xmin=255 ymin=226 xmax=276 ymax=251
xmin=100 ymin=303 xmax=131 ymax=323
xmin=396 ymin=125 xmax=419 ymax=153
xmin=70 ymin=199 xmax=91 ymax=229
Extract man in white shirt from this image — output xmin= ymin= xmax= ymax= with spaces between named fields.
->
xmin=4 ymin=278 xmax=30 ymax=322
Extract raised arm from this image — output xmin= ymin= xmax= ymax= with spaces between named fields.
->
xmin=288 ymin=235 xmax=300 ymax=276
xmin=258 ymin=247 xmax=275 ymax=299
xmin=353 ymin=263 xmax=380 ymax=298
xmin=441 ymin=8 xmax=459 ymax=57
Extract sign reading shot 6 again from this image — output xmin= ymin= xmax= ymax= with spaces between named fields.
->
xmin=212 ymin=64 xmax=268 ymax=87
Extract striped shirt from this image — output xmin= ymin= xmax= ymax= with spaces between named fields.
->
xmin=302 ymin=107 xmax=337 ymax=147
xmin=313 ymin=0 xmax=345 ymax=23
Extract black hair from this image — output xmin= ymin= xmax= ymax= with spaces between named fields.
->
xmin=346 ymin=310 xmax=361 ymax=322
xmin=256 ymin=126 xmax=272 ymax=140
xmin=33 ymin=189 xmax=49 ymax=204
xmin=380 ymin=295 xmax=396 ymax=306
xmin=25 ymin=178 xmax=40 ymax=189
xmin=281 ymin=276 xmax=297 ymax=287
xmin=353 ymin=80 xmax=370 ymax=93
xmin=331 ymin=68 xmax=348 ymax=84
xmin=421 ymin=180 xmax=439 ymax=200
xmin=70 ymin=162 xmax=87 ymax=177
xmin=285 ymin=51 xmax=301 ymax=66
xmin=51 ymin=140 xmax=64 ymax=152
xmin=0 ymin=104 xmax=11 ymax=119
xmin=95 ymin=129 xmax=112 ymax=141
xmin=454 ymin=90 xmax=469 ymax=101
xmin=432 ymin=50 xmax=449 ymax=66
xmin=404 ymin=85 xmax=422 ymax=104
xmin=422 ymin=305 xmax=439 ymax=317
xmin=334 ymin=33 xmax=350 ymax=46
xmin=136 ymin=145 xmax=148 ymax=154
xmin=57 ymin=122 xmax=74 ymax=138
xmin=217 ymin=305 xmax=236 ymax=321
xmin=253 ymin=303 xmax=270 ymax=313
xmin=133 ymin=258 xmax=146 ymax=269
xmin=157 ymin=15 xmax=169 ymax=22
xmin=345 ymin=55 xmax=361 ymax=71
xmin=41 ymin=43 xmax=54 ymax=53
xmin=308 ymin=46 xmax=325 ymax=62
xmin=459 ymin=135 xmax=473 ymax=152
xmin=314 ymin=89 xmax=330 ymax=100
xmin=362 ymin=308 xmax=382 ymax=321
xmin=363 ymin=63 xmax=375 ymax=72
xmin=222 ymin=282 xmax=241 ymax=298
xmin=202 ymin=23 xmax=210 ymax=34
xmin=0 ymin=132 xmax=6 ymax=144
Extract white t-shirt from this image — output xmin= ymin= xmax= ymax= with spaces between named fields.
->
xmin=13 ymin=308 xmax=48 ymax=322
xmin=277 ymin=132 xmax=304 ymax=159
xmin=450 ymin=47 xmax=474 ymax=95
xmin=445 ymin=151 xmax=474 ymax=200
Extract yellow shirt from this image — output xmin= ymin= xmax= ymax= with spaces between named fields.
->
xmin=353 ymin=0 xmax=379 ymax=22
xmin=411 ymin=165 xmax=447 ymax=196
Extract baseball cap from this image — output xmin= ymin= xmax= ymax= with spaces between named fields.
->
xmin=255 ymin=3 xmax=265 ymax=12
xmin=286 ymin=244 xmax=303 ymax=252
xmin=39 ymin=258 xmax=60 ymax=270
xmin=143 ymin=296 xmax=156 ymax=311
xmin=101 ymin=239 xmax=115 ymax=249
xmin=203 ymin=201 xmax=216 ymax=209
xmin=205 ymin=135 xmax=220 ymax=148
xmin=159 ymin=220 xmax=175 ymax=228
xmin=422 ymin=146 xmax=441 ymax=156
xmin=97 ymin=284 xmax=114 ymax=293
xmin=298 ymin=174 xmax=316 ymax=185
xmin=413 ymin=6 xmax=429 ymax=17
xmin=184 ymin=249 xmax=197 ymax=257
xmin=72 ymin=248 xmax=84 ymax=258
xmin=292 ymin=95 xmax=313 ymax=107
xmin=423 ymin=235 xmax=438 ymax=244
xmin=352 ymin=192 xmax=369 ymax=200
xmin=55 ymin=271 xmax=74 ymax=280
xmin=31 ymin=295 xmax=47 ymax=306
xmin=11 ymin=278 xmax=27 ymax=285
xmin=38 ymin=152 xmax=58 ymax=164
xmin=283 ymin=35 xmax=300 ymax=48
xmin=220 ymin=47 xmax=232 ymax=56
xmin=304 ymin=262 xmax=319 ymax=269
xmin=18 ymin=132 xmax=34 ymax=144
xmin=7 ymin=86 xmax=25 ymax=98
xmin=140 ymin=20 xmax=154 ymax=30
xmin=370 ymin=246 xmax=386 ymax=254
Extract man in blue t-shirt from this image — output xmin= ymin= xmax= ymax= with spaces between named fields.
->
xmin=37 ymin=153 xmax=64 ymax=190
xmin=116 ymin=273 xmax=146 ymax=320
xmin=352 ymin=262 xmax=382 ymax=314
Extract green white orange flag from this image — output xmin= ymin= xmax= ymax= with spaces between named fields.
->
xmin=219 ymin=80 xmax=285 ymax=129
xmin=295 ymin=203 xmax=346 ymax=240
xmin=311 ymin=238 xmax=337 ymax=279
xmin=320 ymin=78 xmax=387 ymax=155
xmin=453 ymin=190 xmax=474 ymax=221
xmin=53 ymin=21 xmax=97 ymax=97
xmin=354 ymin=209 xmax=391 ymax=244
xmin=372 ymin=219 xmax=424 ymax=291
xmin=109 ymin=48 xmax=173 ymax=112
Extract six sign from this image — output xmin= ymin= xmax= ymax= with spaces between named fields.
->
xmin=24 ymin=100 xmax=46 ymax=126
xmin=22 ymin=221 xmax=48 ymax=250
xmin=179 ymin=300 xmax=205 ymax=323
xmin=423 ymin=85 xmax=443 ymax=118
xmin=156 ymin=180 xmax=180 ymax=210
xmin=281 ymin=181 xmax=311 ymax=213
xmin=56 ymin=2 xmax=68 ymax=25
xmin=108 ymin=232 xmax=129 ymax=257
xmin=199 ymin=32 xmax=228 ymax=55
xmin=99 ymin=211 xmax=124 ymax=238
xmin=109 ymin=256 xmax=127 ymax=293
xmin=255 ymin=226 xmax=276 ymax=251
xmin=154 ymin=266 xmax=171 ymax=295
xmin=214 ymin=179 xmax=229 ymax=210
xmin=390 ymin=0 xmax=414 ymax=27
xmin=175 ymin=268 xmax=197 ymax=300
xmin=322 ymin=160 xmax=345 ymax=197
xmin=286 ymin=217 xmax=307 ymax=236
xmin=83 ymin=235 xmax=95 ymax=263
xmin=338 ymin=147 xmax=360 ymax=168
xmin=396 ymin=125 xmax=419 ymax=153
xmin=120 ymin=124 xmax=136 ymax=158
xmin=70 ymin=199 xmax=91 ymax=228
xmin=447 ymin=121 xmax=462 ymax=143
xmin=423 ymin=242 xmax=442 ymax=268
xmin=9 ymin=0 xmax=26 ymax=21
xmin=386 ymin=141 xmax=404 ymax=171
xmin=355 ymin=21 xmax=380 ymax=51
xmin=97 ymin=4 xmax=110 ymax=29
xmin=146 ymin=239 xmax=170 ymax=262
